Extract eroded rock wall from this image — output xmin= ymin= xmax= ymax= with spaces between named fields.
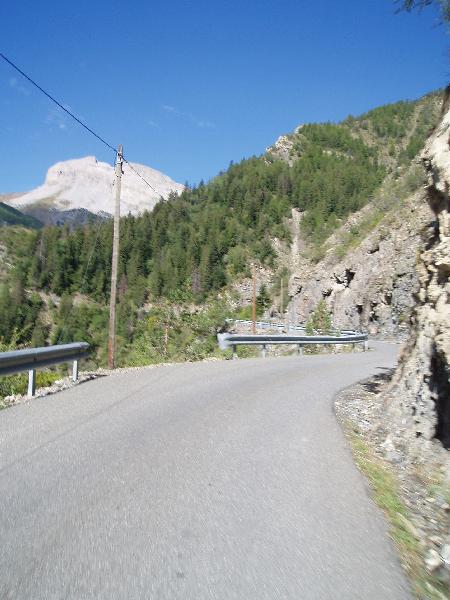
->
xmin=286 ymin=193 xmax=432 ymax=339
xmin=386 ymin=91 xmax=450 ymax=454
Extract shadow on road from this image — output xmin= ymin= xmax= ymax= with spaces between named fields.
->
xmin=361 ymin=368 xmax=395 ymax=394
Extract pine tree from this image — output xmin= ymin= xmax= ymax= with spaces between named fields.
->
xmin=256 ymin=284 xmax=271 ymax=317
xmin=306 ymin=300 xmax=332 ymax=334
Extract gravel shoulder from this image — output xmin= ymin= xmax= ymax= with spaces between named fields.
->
xmin=335 ymin=372 xmax=450 ymax=599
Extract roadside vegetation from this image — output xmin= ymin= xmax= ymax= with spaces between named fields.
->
xmin=346 ymin=425 xmax=449 ymax=599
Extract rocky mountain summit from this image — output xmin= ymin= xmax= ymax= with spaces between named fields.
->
xmin=4 ymin=156 xmax=184 ymax=224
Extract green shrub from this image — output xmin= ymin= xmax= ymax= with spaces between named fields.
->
xmin=0 ymin=369 xmax=61 ymax=405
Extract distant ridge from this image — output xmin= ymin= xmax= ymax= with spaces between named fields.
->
xmin=0 ymin=202 xmax=43 ymax=229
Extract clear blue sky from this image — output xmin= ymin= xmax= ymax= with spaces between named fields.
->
xmin=0 ymin=0 xmax=448 ymax=192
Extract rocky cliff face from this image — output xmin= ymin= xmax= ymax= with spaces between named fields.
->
xmin=285 ymin=189 xmax=432 ymax=338
xmin=386 ymin=92 xmax=450 ymax=454
xmin=230 ymin=171 xmax=433 ymax=337
xmin=228 ymin=183 xmax=432 ymax=339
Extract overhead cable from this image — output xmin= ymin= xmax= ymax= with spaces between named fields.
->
xmin=0 ymin=51 xmax=159 ymax=194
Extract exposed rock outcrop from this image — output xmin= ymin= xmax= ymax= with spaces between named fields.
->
xmin=284 ymin=189 xmax=432 ymax=339
xmin=385 ymin=90 xmax=450 ymax=459
xmin=230 ymin=183 xmax=432 ymax=337
xmin=266 ymin=129 xmax=302 ymax=165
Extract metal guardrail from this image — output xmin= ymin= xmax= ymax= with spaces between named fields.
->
xmin=227 ymin=318 xmax=305 ymax=331
xmin=0 ymin=342 xmax=90 ymax=397
xmin=217 ymin=332 xmax=368 ymax=359
xmin=226 ymin=318 xmax=359 ymax=336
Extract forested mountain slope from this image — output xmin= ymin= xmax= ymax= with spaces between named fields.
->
xmin=0 ymin=90 xmax=443 ymax=368
xmin=0 ymin=202 xmax=42 ymax=229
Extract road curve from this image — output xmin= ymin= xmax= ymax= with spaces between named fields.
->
xmin=0 ymin=343 xmax=411 ymax=599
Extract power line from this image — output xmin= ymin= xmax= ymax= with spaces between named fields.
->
xmin=122 ymin=159 xmax=159 ymax=194
xmin=0 ymin=51 xmax=159 ymax=194
xmin=0 ymin=51 xmax=117 ymax=154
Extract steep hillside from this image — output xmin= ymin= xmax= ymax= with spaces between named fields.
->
xmin=4 ymin=156 xmax=184 ymax=224
xmin=270 ymin=91 xmax=441 ymax=170
xmin=232 ymin=92 xmax=443 ymax=336
xmin=275 ymin=165 xmax=432 ymax=339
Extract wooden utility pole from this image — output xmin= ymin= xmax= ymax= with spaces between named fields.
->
xmin=108 ymin=144 xmax=123 ymax=370
xmin=280 ymin=277 xmax=284 ymax=316
xmin=252 ymin=265 xmax=257 ymax=334
xmin=163 ymin=321 xmax=169 ymax=356
xmin=163 ymin=307 xmax=170 ymax=356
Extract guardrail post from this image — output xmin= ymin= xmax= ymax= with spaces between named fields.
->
xmin=363 ymin=340 xmax=368 ymax=352
xmin=232 ymin=345 xmax=237 ymax=360
xmin=72 ymin=360 xmax=79 ymax=382
xmin=27 ymin=369 xmax=36 ymax=397
xmin=261 ymin=344 xmax=267 ymax=359
xmin=297 ymin=345 xmax=303 ymax=356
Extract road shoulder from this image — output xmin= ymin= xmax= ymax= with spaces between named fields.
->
xmin=335 ymin=373 xmax=450 ymax=599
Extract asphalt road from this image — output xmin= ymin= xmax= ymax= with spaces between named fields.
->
xmin=0 ymin=343 xmax=411 ymax=599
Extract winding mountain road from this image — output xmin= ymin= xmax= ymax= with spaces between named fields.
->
xmin=0 ymin=343 xmax=411 ymax=599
